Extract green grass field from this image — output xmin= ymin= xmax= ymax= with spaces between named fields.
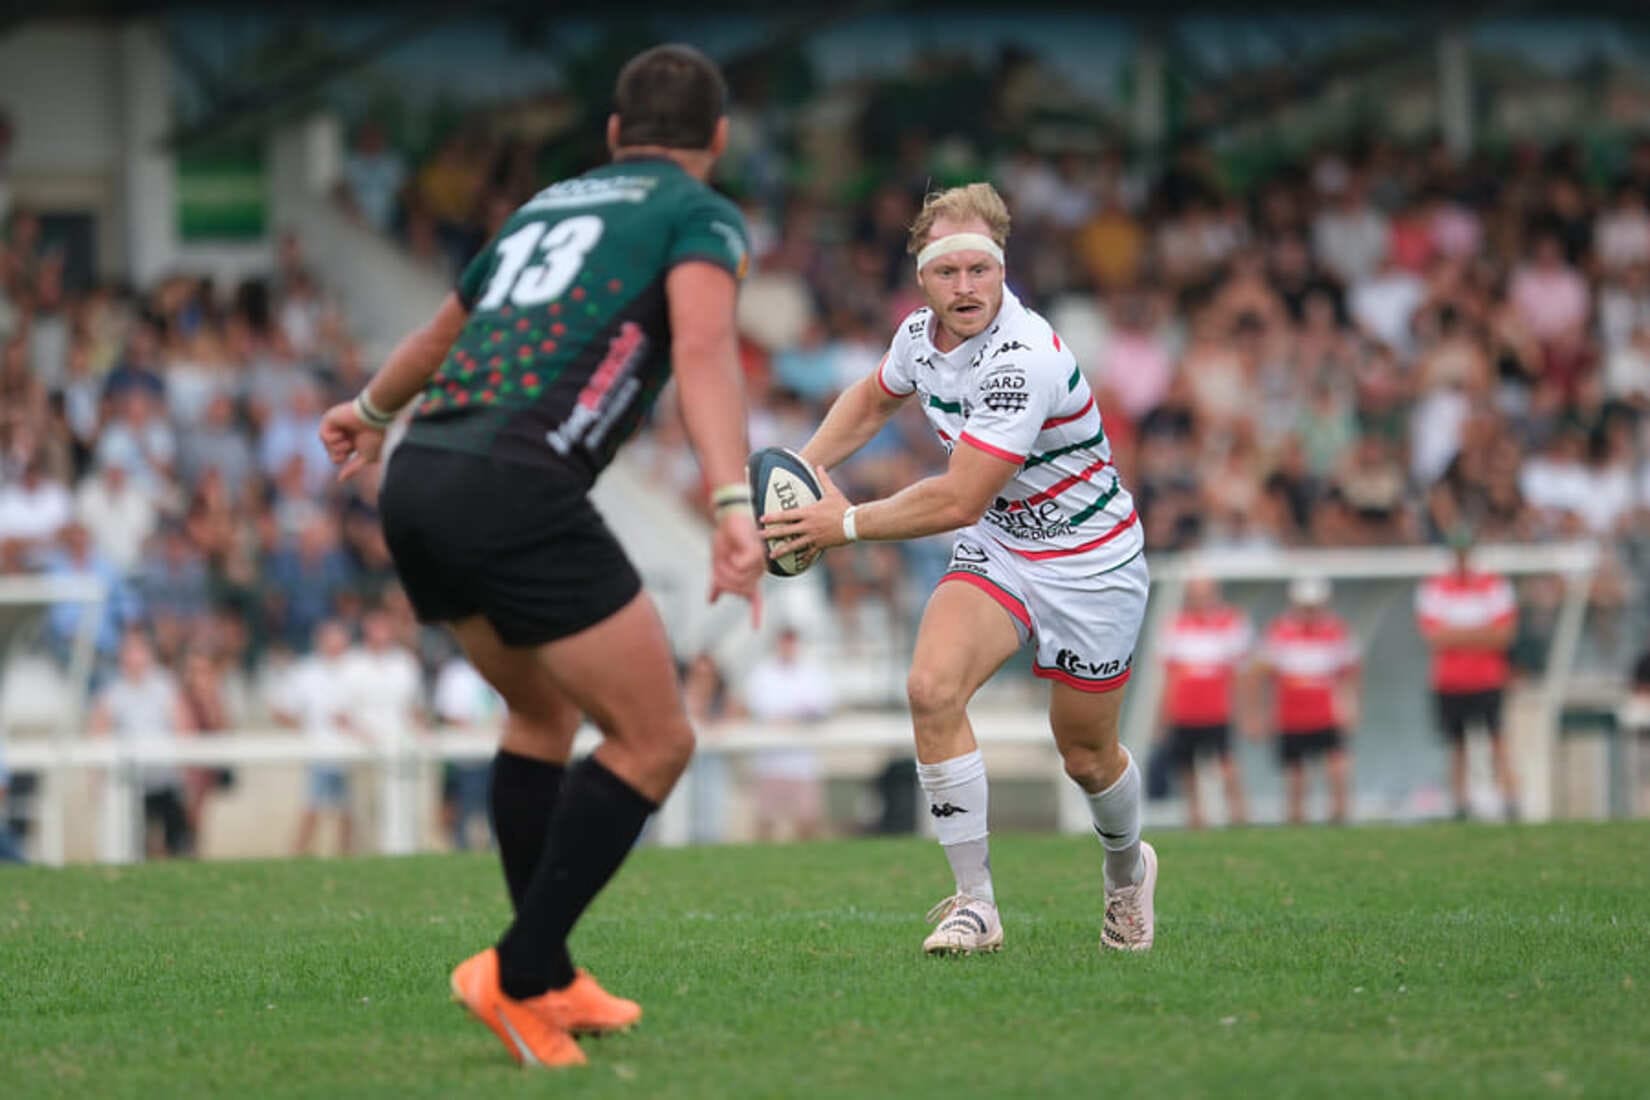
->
xmin=4 ymin=824 xmax=1649 ymax=1099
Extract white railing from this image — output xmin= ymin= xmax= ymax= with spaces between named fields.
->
xmin=5 ymin=713 xmax=1090 ymax=866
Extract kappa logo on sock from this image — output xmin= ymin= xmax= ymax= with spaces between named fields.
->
xmin=930 ymin=802 xmax=969 ymax=818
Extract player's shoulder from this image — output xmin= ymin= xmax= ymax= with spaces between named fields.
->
xmin=975 ymin=300 xmax=1071 ymax=386
xmin=896 ymin=305 xmax=933 ymax=337
xmin=888 ymin=306 xmax=933 ymax=355
xmin=672 ymin=173 xmax=745 ymax=227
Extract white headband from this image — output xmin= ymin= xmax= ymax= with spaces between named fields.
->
xmin=916 ymin=232 xmax=1005 ymax=272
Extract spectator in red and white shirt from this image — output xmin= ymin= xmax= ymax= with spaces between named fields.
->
xmin=1249 ymin=577 xmax=1360 ymax=825
xmin=1157 ymin=576 xmax=1251 ymax=828
xmin=1416 ymin=534 xmax=1519 ymax=822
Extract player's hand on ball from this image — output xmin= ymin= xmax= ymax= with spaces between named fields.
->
xmin=761 ymin=465 xmax=851 ymax=559
xmin=709 ymin=508 xmax=766 ymax=626
xmin=319 ymin=401 xmax=386 ymax=483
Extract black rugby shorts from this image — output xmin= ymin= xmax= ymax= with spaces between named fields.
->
xmin=379 ymin=443 xmax=641 ymax=646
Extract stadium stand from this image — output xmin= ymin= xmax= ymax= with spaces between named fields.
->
xmin=3 ymin=16 xmax=1650 ymax=859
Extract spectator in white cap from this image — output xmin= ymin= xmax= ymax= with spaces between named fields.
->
xmin=1247 ymin=576 xmax=1360 ymax=824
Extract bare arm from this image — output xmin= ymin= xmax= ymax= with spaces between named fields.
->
xmin=762 ymin=439 xmax=1019 ymax=553
xmin=363 ymin=294 xmax=471 ymax=413
xmin=852 ymin=443 xmax=1018 ymax=541
xmin=320 ymin=293 xmax=470 ymax=480
xmin=798 ymin=365 xmax=907 ymax=470
xmin=666 ymin=261 xmax=766 ymax=617
xmin=668 ymin=262 xmax=750 ymax=491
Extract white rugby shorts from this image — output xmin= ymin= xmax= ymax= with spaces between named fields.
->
xmin=939 ymin=523 xmax=1149 ymax=692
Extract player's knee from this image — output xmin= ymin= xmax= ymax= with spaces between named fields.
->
xmin=906 ymin=667 xmax=964 ymax=721
xmin=1060 ymin=744 xmax=1111 ymax=792
xmin=650 ymin=716 xmax=697 ymax=777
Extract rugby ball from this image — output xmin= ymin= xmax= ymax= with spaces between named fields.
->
xmin=748 ymin=446 xmax=824 ymax=577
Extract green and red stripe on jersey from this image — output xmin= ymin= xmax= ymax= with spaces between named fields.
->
xmin=1001 ymin=455 xmax=1112 ymax=513
xmin=1041 ymin=394 xmax=1095 ymax=430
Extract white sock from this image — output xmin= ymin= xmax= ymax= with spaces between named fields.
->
xmin=917 ymin=750 xmax=994 ymax=905
xmin=1086 ymin=747 xmax=1143 ymax=891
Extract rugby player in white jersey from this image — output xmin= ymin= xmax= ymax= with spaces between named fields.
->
xmin=762 ymin=183 xmax=1156 ymax=954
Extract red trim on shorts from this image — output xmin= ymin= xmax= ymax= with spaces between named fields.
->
xmin=1034 ymin=664 xmax=1132 ymax=693
xmin=960 ymin=432 xmax=1024 ymax=464
xmin=875 ymin=365 xmax=911 ymax=399
xmin=940 ymin=571 xmax=1032 ymax=632
xmin=1041 ymin=394 xmax=1095 ymax=430
xmin=1000 ymin=509 xmax=1138 ymax=560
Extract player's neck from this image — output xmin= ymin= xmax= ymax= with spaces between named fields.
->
xmin=611 ymin=145 xmax=715 ymax=181
xmin=932 ymin=308 xmax=1001 ymax=354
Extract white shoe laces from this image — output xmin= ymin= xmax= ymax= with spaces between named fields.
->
xmin=926 ymin=894 xmax=987 ymax=926
xmin=1105 ymin=884 xmax=1144 ymax=938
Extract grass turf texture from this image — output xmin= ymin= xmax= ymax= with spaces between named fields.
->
xmin=4 ymin=825 xmax=1648 ymax=1099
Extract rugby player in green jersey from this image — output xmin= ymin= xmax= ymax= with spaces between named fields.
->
xmin=319 ymin=44 xmax=763 ymax=1069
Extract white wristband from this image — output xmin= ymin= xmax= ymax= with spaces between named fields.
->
xmin=842 ymin=505 xmax=859 ymax=543
xmin=354 ymin=391 xmax=396 ymax=430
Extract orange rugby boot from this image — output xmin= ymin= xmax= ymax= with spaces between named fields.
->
xmin=449 ymin=949 xmax=586 ymax=1069
xmin=538 ymin=968 xmax=643 ymax=1036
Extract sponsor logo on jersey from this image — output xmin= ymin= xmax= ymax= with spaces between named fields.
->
xmin=1054 ymin=648 xmax=1131 ymax=680
xmin=985 ymin=498 xmax=1073 ymax=541
xmin=982 ymin=389 xmax=1028 ymax=413
xmin=546 ymin=321 xmax=648 ymax=455
xmin=990 ymin=340 xmax=1029 ymax=359
xmin=522 ymin=175 xmax=659 ymax=211
xmin=980 ymin=367 xmax=1029 ymax=413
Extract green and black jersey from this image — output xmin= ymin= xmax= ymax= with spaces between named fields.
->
xmin=403 ymin=157 xmax=749 ymax=486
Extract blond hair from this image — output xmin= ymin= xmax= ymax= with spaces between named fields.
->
xmin=907 ymin=183 xmax=1011 ymax=256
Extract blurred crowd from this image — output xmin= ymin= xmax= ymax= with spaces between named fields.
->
xmin=331 ymin=95 xmax=1650 ymax=595
xmin=618 ymin=136 xmax=1650 ymax=646
xmin=0 ymin=221 xmax=398 ymax=673
xmin=11 ymin=68 xmax=1650 ymax=852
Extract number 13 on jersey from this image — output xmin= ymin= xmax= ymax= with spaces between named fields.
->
xmin=476 ymin=215 xmax=605 ymax=311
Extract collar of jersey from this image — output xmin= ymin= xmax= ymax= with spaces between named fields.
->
xmin=923 ymin=286 xmax=1024 ymax=362
xmin=603 ymin=153 xmax=683 ymax=174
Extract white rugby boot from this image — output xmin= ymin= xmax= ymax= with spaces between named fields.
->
xmin=922 ymin=894 xmax=1004 ymax=955
xmin=1100 ymin=840 xmax=1157 ymax=952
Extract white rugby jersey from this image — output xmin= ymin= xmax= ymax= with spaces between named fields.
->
xmin=876 ymin=287 xmax=1142 ymax=572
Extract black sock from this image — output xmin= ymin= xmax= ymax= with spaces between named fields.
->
xmin=488 ymin=750 xmax=566 ymax=909
xmin=489 ymin=751 xmax=577 ymax=986
xmin=496 ymin=756 xmax=656 ymax=999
